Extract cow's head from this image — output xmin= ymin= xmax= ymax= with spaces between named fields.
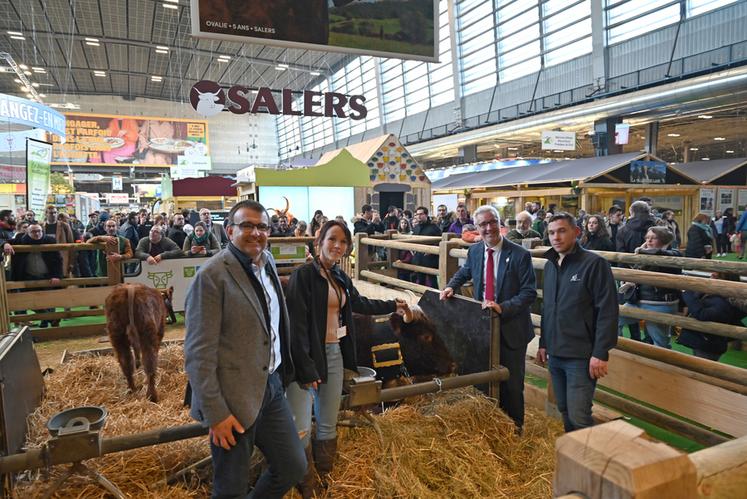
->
xmin=195 ymin=88 xmax=220 ymax=102
xmin=159 ymin=286 xmax=175 ymax=310
xmin=389 ymin=305 xmax=435 ymax=343
xmin=147 ymin=270 xmax=174 ymax=289
xmin=389 ymin=305 xmax=457 ymax=375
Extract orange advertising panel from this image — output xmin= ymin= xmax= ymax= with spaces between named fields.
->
xmin=52 ymin=113 xmax=209 ymax=168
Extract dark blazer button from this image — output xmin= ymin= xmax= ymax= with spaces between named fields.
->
xmin=262 ymin=366 xmax=268 ymax=371
xmin=264 ymin=340 xmax=269 ymax=346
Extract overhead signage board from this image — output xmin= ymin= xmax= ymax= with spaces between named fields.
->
xmin=189 ymin=0 xmax=438 ymax=62
xmin=75 ymin=173 xmax=104 ymax=182
xmin=26 ymin=139 xmax=53 ymax=214
xmin=190 ymin=80 xmax=367 ymax=119
xmin=630 ymin=160 xmax=667 ymax=184
xmin=112 ymin=175 xmax=123 ymax=191
xmin=0 ymin=129 xmax=47 ymax=152
xmin=177 ymin=154 xmax=212 ymax=171
xmin=615 ymin=123 xmax=630 ymax=145
xmin=541 ymin=131 xmax=576 ymax=151
xmin=52 ymin=113 xmax=209 ymax=168
xmin=106 ymin=193 xmax=130 ymax=205
xmin=0 ymin=93 xmax=66 ymax=139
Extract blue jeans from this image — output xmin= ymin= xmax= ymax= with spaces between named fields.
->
xmin=548 ymin=356 xmax=597 ymax=433
xmin=287 ymin=343 xmax=344 ymax=445
xmin=210 ymin=371 xmax=306 ymax=499
xmin=618 ymin=301 xmax=678 ymax=349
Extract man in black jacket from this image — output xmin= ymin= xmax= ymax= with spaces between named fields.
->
xmin=10 ymin=223 xmax=63 ymax=282
xmin=537 ymin=213 xmax=618 ymax=433
xmin=167 ymin=214 xmax=188 ymax=248
xmin=435 ymin=204 xmax=452 ymax=233
xmin=412 ymin=206 xmax=441 ymax=287
xmin=353 ymin=204 xmax=384 ymax=235
xmin=10 ymin=223 xmax=64 ymax=327
xmin=615 ymin=200 xmax=654 ymax=342
xmin=119 ymin=212 xmax=141 ymax=250
xmin=0 ymin=209 xmax=15 ymax=251
xmin=616 ymin=201 xmax=654 ymax=253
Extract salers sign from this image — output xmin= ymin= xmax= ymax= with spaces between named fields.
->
xmin=189 ymin=80 xmax=367 ymax=120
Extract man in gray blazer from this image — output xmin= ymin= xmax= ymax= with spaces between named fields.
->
xmin=440 ymin=205 xmax=537 ymax=433
xmin=184 ymin=199 xmax=306 ymax=499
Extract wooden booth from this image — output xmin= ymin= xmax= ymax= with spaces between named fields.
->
xmin=433 ymin=152 xmax=701 ymax=232
xmin=675 ymin=157 xmax=747 ymax=220
xmin=233 ymin=149 xmax=371 ymax=224
xmin=317 ymin=134 xmax=432 ymax=215
xmin=168 ymin=176 xmax=238 ymax=212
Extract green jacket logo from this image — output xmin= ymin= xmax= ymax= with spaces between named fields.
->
xmin=147 ymin=270 xmax=173 ymax=288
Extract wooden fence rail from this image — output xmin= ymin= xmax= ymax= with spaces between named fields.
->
xmin=529 ymin=247 xmax=747 ymax=275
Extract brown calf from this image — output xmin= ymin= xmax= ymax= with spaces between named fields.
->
xmin=105 ymin=283 xmax=167 ymax=402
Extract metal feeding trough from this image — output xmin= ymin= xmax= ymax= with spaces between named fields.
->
xmin=343 ymin=366 xmax=382 ymax=408
xmin=47 ymin=406 xmax=107 ymax=437
xmin=41 ymin=406 xmax=126 ymax=499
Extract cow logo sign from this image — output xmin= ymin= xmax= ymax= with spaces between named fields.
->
xmin=190 ymin=80 xmax=226 ymax=117
xmin=147 ymin=270 xmax=174 ymax=289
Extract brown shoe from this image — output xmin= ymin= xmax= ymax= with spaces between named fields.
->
xmin=296 ymin=443 xmax=320 ymax=499
xmin=312 ymin=437 xmax=337 ymax=488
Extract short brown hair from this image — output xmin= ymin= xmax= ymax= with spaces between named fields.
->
xmin=316 ymin=220 xmax=353 ymax=257
xmin=548 ymin=212 xmax=576 ymax=227
xmin=646 ymin=226 xmax=674 ymax=245
xmin=692 ymin=213 xmax=710 ymax=224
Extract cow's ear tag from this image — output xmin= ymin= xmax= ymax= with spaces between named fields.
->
xmin=336 ymin=325 xmax=347 ymax=339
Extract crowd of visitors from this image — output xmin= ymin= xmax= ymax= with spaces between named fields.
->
xmin=1 ymin=198 xmax=742 ymax=358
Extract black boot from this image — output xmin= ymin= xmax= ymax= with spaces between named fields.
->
xmin=312 ymin=437 xmax=337 ymax=488
xmin=296 ymin=443 xmax=319 ymax=499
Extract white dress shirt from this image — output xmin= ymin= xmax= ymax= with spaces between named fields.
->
xmin=252 ymin=255 xmax=281 ymax=374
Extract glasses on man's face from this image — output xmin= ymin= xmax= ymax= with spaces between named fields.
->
xmin=477 ymin=220 xmax=499 ymax=229
xmin=234 ymin=221 xmax=270 ymax=233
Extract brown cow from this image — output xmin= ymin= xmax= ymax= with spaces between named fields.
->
xmin=105 ymin=283 xmax=167 ymax=402
xmin=355 ymin=305 xmax=457 ymax=385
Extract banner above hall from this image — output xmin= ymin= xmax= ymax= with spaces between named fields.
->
xmin=51 ymin=113 xmax=209 ymax=168
xmin=189 ymin=0 xmax=439 ymax=62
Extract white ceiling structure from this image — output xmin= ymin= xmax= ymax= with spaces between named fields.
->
xmin=0 ymin=0 xmax=347 ymax=105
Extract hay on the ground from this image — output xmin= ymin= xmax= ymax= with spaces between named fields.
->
xmin=17 ymin=346 xmax=561 ymax=499
xmin=326 ymin=389 xmax=562 ymax=499
xmin=17 ymin=344 xmax=208 ymax=498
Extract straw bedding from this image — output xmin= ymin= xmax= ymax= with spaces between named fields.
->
xmin=17 ymin=345 xmax=562 ymax=498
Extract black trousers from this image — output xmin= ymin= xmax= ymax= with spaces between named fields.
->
xmin=499 ymin=342 xmax=528 ymax=429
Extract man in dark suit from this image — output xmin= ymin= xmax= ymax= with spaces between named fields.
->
xmin=440 ymin=205 xmax=537 ymax=433
xmin=184 ymin=200 xmax=306 ymax=498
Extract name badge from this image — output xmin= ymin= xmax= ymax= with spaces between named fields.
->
xmin=336 ymin=325 xmax=347 ymax=339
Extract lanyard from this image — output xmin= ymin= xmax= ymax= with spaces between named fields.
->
xmin=320 ymin=260 xmax=344 ymax=327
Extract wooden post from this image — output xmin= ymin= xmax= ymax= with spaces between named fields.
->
xmin=554 ymin=420 xmax=697 ymax=499
xmin=385 ymin=229 xmax=397 ymax=269
xmin=354 ymin=232 xmax=369 ymax=281
xmin=689 ymin=434 xmax=747 ymax=498
xmin=0 ymin=259 xmax=9 ymax=334
xmin=489 ymin=312 xmax=500 ymax=400
xmin=438 ymin=239 xmax=461 ymax=290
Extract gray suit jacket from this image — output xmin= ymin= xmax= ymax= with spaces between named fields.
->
xmin=184 ymin=247 xmax=292 ymax=428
